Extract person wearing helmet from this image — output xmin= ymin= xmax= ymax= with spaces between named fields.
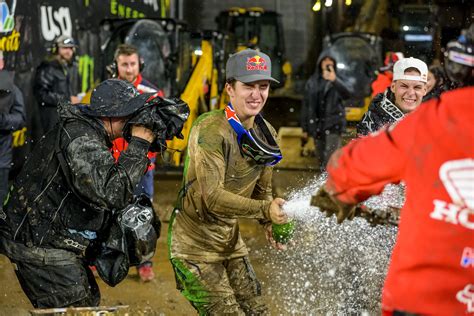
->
xmin=0 ymin=79 xmax=162 ymax=308
xmin=357 ymin=57 xmax=428 ymax=136
xmin=313 ymin=24 xmax=474 ymax=314
xmin=33 ymin=35 xmax=82 ymax=133
xmin=168 ymin=49 xmax=288 ymax=314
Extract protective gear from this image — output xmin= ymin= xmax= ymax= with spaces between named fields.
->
xmin=78 ymin=79 xmax=150 ymax=118
xmin=310 ymin=187 xmax=358 ymax=223
xmin=225 ymin=104 xmax=282 ymax=166
xmin=93 ymin=195 xmax=160 ymax=287
xmin=445 ymin=23 xmax=474 ymax=85
xmin=122 ymin=95 xmax=189 ymax=152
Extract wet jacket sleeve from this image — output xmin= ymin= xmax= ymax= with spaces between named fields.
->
xmin=34 ymin=64 xmax=65 ymax=107
xmin=325 ymin=121 xmax=413 ymax=205
xmin=66 ymin=135 xmax=150 ymax=210
xmin=0 ymin=86 xmax=26 ymax=131
xmin=193 ymin=133 xmax=272 ymax=220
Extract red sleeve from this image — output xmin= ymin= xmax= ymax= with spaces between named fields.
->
xmin=325 ymin=101 xmax=427 ymax=204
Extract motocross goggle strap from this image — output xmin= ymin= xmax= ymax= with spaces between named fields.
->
xmin=225 ymin=104 xmax=282 ymax=166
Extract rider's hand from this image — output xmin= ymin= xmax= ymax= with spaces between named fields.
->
xmin=269 ymin=198 xmax=287 ymax=224
xmin=263 ymin=222 xmax=287 ymax=251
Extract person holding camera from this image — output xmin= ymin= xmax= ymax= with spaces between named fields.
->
xmin=111 ymin=43 xmax=164 ymax=281
xmin=33 ymin=35 xmax=82 ymax=133
xmin=300 ymin=52 xmax=353 ymax=172
xmin=0 ymin=79 xmax=188 ymax=308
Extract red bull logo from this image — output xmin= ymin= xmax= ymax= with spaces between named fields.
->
xmin=246 ymin=55 xmax=267 ymax=71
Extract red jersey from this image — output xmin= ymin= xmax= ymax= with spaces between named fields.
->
xmin=112 ymin=75 xmax=164 ymax=169
xmin=371 ymin=72 xmax=393 ymax=97
xmin=326 ymin=87 xmax=474 ymax=314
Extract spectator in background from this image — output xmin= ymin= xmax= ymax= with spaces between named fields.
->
xmin=0 ymin=50 xmax=25 ymax=210
xmin=33 ymin=35 xmax=82 ymax=133
xmin=111 ymin=44 xmax=164 ymax=282
xmin=301 ymin=51 xmax=353 ymax=172
xmin=357 ymin=57 xmax=428 ymax=136
xmin=313 ymin=25 xmax=474 ymax=314
xmin=423 ymin=64 xmax=452 ymax=102
xmin=371 ymin=52 xmax=404 ymax=97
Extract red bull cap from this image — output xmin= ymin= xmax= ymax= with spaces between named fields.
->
xmin=226 ymin=49 xmax=279 ymax=84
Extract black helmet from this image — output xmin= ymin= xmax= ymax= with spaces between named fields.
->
xmin=79 ymin=79 xmax=152 ymax=117
xmin=445 ymin=24 xmax=474 ymax=86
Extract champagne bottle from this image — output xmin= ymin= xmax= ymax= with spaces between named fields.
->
xmin=272 ymin=220 xmax=296 ymax=244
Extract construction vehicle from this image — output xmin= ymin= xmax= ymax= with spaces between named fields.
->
xmin=322 ymin=32 xmax=383 ymax=124
xmin=215 ymin=7 xmax=291 ymax=90
xmin=3 ymin=0 xmax=231 ymax=172
xmin=100 ymin=18 xmax=228 ymax=166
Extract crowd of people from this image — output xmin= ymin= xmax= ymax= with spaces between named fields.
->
xmin=0 ymin=21 xmax=472 ymax=315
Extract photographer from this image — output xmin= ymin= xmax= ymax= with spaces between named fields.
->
xmin=300 ymin=52 xmax=353 ymax=172
xmin=0 ymin=79 xmax=188 ymax=308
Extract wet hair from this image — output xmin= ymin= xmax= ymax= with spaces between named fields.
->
xmin=226 ymin=78 xmax=237 ymax=88
xmin=114 ymin=44 xmax=140 ymax=61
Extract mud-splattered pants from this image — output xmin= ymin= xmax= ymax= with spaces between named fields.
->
xmin=171 ymin=256 xmax=268 ymax=315
xmin=0 ymin=235 xmax=100 ymax=308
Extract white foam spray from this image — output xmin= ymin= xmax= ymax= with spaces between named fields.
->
xmin=258 ymin=173 xmax=399 ymax=314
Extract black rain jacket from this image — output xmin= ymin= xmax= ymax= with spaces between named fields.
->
xmin=0 ymin=102 xmax=150 ymax=254
xmin=300 ymin=52 xmax=353 ymax=138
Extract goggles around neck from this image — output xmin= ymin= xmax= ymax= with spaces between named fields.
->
xmin=225 ymin=103 xmax=282 ymax=166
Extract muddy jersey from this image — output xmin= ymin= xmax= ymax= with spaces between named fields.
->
xmin=169 ymin=110 xmax=275 ymax=262
xmin=326 ymin=87 xmax=474 ymax=314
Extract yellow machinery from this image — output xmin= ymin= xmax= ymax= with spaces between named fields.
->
xmin=167 ymin=39 xmax=220 ymax=165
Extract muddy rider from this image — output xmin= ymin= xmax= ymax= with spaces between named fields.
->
xmin=168 ymin=49 xmax=288 ymax=315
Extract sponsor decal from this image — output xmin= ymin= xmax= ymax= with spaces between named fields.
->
xmin=110 ymin=0 xmax=146 ymax=18
xmin=461 ymin=247 xmax=474 ymax=268
xmin=0 ymin=0 xmax=16 ymax=33
xmin=456 ymin=284 xmax=474 ymax=312
xmin=430 ymin=159 xmax=474 ymax=230
xmin=246 ymin=55 xmax=267 ymax=71
xmin=0 ymin=29 xmax=19 ymax=51
xmin=40 ymin=6 xmax=72 ymax=41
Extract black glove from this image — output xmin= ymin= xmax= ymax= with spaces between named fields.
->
xmin=310 ymin=187 xmax=359 ymax=224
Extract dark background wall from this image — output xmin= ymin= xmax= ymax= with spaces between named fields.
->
xmin=182 ymin=0 xmax=314 ymax=77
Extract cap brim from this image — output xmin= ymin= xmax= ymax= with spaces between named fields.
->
xmin=235 ymin=74 xmax=280 ymax=84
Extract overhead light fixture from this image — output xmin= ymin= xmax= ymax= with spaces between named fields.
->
xmin=345 ymin=0 xmax=352 ymax=5
xmin=312 ymin=0 xmax=321 ymax=12
xmin=325 ymin=0 xmax=333 ymax=7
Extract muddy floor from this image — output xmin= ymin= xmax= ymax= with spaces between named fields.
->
xmin=0 ymin=169 xmax=396 ymax=316
xmin=0 ymin=168 xmax=395 ymax=315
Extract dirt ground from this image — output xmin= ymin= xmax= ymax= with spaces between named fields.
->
xmin=0 ymin=169 xmax=319 ymax=316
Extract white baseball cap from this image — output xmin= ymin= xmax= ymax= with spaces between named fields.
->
xmin=392 ymin=57 xmax=428 ymax=83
